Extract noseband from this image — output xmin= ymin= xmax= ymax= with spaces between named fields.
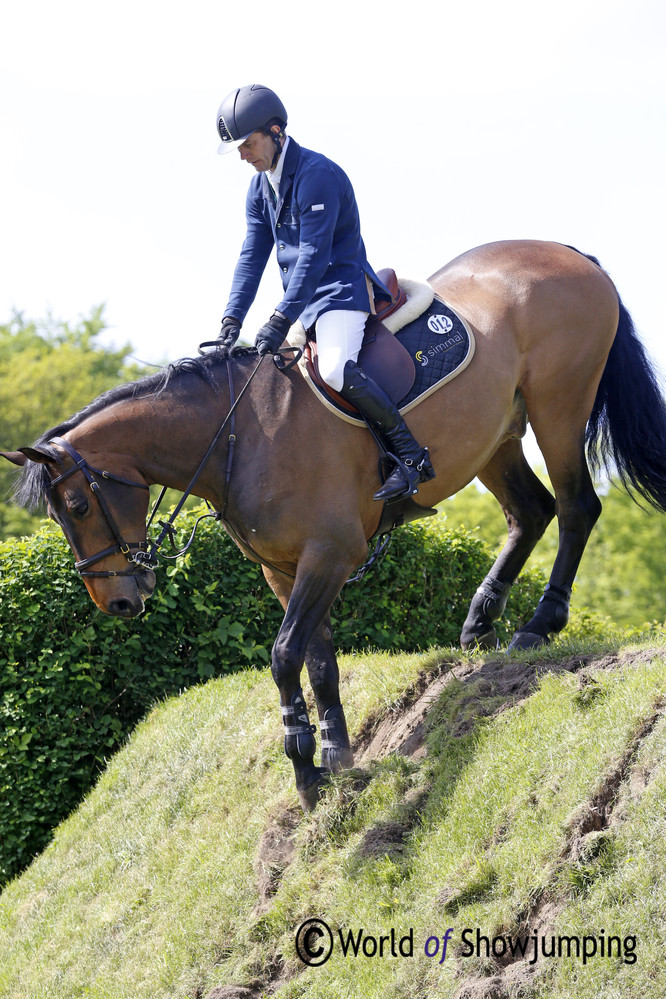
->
xmin=48 ymin=436 xmax=151 ymax=579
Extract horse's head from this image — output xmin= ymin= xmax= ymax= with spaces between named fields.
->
xmin=1 ymin=439 xmax=156 ymax=618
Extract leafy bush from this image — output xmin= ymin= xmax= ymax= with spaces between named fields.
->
xmin=0 ymin=508 xmax=544 ymax=886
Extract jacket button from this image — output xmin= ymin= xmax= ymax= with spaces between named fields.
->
xmin=279 ymin=244 xmax=285 ymax=250
xmin=282 ymin=266 xmax=288 ymax=273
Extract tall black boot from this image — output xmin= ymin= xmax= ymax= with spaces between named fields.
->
xmin=340 ymin=360 xmax=435 ymax=502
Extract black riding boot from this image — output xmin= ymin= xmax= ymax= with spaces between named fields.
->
xmin=340 ymin=360 xmax=435 ymax=502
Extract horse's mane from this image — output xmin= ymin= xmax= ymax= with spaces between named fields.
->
xmin=14 ymin=345 xmax=259 ymax=511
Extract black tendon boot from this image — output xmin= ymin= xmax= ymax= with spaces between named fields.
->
xmin=340 ymin=360 xmax=435 ymax=501
xmin=281 ymin=689 xmax=325 ymax=811
xmin=319 ymin=704 xmax=354 ymax=772
xmin=281 ymin=689 xmax=317 ymax=763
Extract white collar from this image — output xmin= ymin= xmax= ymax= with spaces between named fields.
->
xmin=267 ymin=135 xmax=290 ymax=195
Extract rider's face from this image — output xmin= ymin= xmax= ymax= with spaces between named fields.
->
xmin=238 ymin=131 xmax=277 ymax=173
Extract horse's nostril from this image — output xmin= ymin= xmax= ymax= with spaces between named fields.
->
xmin=108 ymin=597 xmax=140 ymax=618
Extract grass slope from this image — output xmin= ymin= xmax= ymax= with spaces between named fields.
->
xmin=1 ymin=639 xmax=666 ymax=999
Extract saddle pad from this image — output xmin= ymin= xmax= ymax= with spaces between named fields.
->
xmin=300 ymin=296 xmax=475 ymax=425
xmin=396 ymin=296 xmax=474 ymax=409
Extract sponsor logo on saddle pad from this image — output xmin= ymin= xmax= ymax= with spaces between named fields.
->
xmin=416 ymin=331 xmax=466 ymax=366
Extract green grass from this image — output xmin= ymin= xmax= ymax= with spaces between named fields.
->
xmin=1 ymin=639 xmax=666 ymax=998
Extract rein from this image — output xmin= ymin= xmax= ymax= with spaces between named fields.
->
xmin=49 ymin=345 xmax=390 ymax=586
xmin=46 ymin=354 xmax=265 ymax=580
xmin=135 ymin=352 xmax=266 ymax=568
xmin=136 ymin=346 xmax=303 ymax=571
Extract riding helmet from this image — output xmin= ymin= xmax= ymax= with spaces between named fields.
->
xmin=216 ymin=84 xmax=288 ymax=154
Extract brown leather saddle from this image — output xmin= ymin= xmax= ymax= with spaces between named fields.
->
xmin=301 ymin=269 xmax=437 ymax=539
xmin=303 ymin=268 xmax=416 ymax=412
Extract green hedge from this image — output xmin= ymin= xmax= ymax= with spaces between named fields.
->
xmin=0 ymin=508 xmax=545 ymax=886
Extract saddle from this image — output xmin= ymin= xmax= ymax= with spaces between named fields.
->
xmin=304 ymin=268 xmax=416 ymax=412
xmin=301 ymin=268 xmax=449 ymax=539
xmin=374 ymin=267 xmax=407 ymax=321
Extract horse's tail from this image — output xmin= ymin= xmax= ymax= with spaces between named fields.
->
xmin=586 ymin=289 xmax=666 ymax=512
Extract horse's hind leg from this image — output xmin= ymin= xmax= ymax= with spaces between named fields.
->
xmin=509 ymin=430 xmax=602 ymax=650
xmin=460 ymin=438 xmax=556 ymax=649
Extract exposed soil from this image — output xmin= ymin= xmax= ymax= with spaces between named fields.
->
xmin=253 ymin=802 xmax=302 ymax=916
xmin=212 ymin=646 xmax=665 ymax=999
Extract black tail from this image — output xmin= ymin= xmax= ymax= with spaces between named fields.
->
xmin=586 ymin=295 xmax=666 ymax=512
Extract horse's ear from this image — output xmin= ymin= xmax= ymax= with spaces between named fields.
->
xmin=0 ymin=450 xmax=29 ymax=467
xmin=16 ymin=446 xmax=58 ymax=466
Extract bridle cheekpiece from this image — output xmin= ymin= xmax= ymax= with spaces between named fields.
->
xmin=48 ymin=437 xmax=151 ymax=579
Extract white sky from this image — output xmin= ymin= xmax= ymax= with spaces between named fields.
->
xmin=1 ymin=0 xmax=664 ymax=395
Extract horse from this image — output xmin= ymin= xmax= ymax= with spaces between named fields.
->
xmin=4 ymin=239 xmax=666 ymax=811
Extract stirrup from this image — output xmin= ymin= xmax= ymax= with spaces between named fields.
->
xmin=373 ymin=447 xmax=434 ymax=502
xmin=373 ymin=457 xmax=421 ymax=501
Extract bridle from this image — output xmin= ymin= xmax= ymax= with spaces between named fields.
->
xmin=45 ymin=350 xmax=280 ymax=582
xmin=43 ymin=346 xmax=397 ymax=590
xmin=47 ymin=436 xmax=152 ymax=579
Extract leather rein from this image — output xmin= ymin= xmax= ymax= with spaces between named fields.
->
xmin=49 ymin=350 xmax=297 ymax=581
xmin=47 ymin=346 xmax=386 ymax=586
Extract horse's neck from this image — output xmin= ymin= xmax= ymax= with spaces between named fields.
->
xmin=78 ymin=386 xmax=225 ymax=499
xmin=77 ymin=358 xmax=299 ymax=504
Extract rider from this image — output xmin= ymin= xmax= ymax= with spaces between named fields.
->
xmin=216 ymin=83 xmax=435 ymax=502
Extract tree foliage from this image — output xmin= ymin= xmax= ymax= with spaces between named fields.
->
xmin=0 ymin=307 xmax=147 ymax=537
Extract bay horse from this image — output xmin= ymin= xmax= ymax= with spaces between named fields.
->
xmin=4 ymin=240 xmax=666 ymax=810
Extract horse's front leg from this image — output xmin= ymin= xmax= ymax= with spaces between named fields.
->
xmin=303 ymin=612 xmax=354 ymax=774
xmin=263 ymin=555 xmax=356 ymax=811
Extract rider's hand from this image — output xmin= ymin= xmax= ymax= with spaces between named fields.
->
xmin=218 ymin=316 xmax=242 ymax=350
xmin=256 ymin=312 xmax=291 ymax=356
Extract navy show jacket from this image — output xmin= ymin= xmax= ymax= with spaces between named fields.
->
xmin=224 ymin=139 xmax=390 ymax=330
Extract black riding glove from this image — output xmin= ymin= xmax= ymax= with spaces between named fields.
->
xmin=255 ymin=312 xmax=291 ymax=355
xmin=218 ymin=316 xmax=242 ymax=350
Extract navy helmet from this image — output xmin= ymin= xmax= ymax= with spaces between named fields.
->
xmin=216 ymin=84 xmax=287 ymax=155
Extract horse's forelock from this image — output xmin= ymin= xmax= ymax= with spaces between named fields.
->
xmin=13 ymin=451 xmax=57 ymax=512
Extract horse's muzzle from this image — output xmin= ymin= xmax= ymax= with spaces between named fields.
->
xmin=102 ymin=569 xmax=156 ymax=618
xmin=136 ymin=567 xmax=157 ymax=598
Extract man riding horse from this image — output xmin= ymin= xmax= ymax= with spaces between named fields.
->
xmin=216 ymin=83 xmax=435 ymax=502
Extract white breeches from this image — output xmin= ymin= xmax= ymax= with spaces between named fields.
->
xmin=315 ymin=309 xmax=369 ymax=392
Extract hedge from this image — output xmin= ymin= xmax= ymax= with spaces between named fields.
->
xmin=0 ymin=508 xmax=546 ymax=886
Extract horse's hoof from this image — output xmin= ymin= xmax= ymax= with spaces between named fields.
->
xmin=321 ymin=747 xmax=355 ymax=773
xmin=297 ymin=769 xmax=329 ymax=812
xmin=460 ymin=627 xmax=499 ymax=652
xmin=508 ymin=630 xmax=550 ymax=651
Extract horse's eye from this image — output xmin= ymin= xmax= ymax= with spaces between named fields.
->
xmin=70 ymin=499 xmax=90 ymax=520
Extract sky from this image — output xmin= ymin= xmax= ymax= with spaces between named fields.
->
xmin=1 ymin=0 xmax=664 ymax=403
